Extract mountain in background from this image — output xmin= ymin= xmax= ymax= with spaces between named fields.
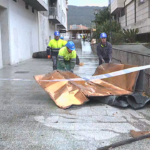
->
xmin=67 ymin=5 xmax=104 ymax=29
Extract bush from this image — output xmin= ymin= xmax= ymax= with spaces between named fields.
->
xmin=123 ymin=28 xmax=139 ymax=43
xmin=111 ymin=32 xmax=125 ymax=45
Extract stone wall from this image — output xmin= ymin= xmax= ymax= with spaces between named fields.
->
xmin=112 ymin=48 xmax=150 ymax=96
xmin=91 ymin=44 xmax=150 ymax=96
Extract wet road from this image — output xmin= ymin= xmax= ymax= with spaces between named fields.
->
xmin=0 ymin=40 xmax=150 ymax=150
xmin=75 ymin=40 xmax=99 ymax=77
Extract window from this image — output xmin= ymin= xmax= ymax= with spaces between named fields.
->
xmin=120 ymin=8 xmax=125 ymax=17
xmin=139 ymin=0 xmax=145 ymax=4
xmin=13 ymin=0 xmax=17 ymax=2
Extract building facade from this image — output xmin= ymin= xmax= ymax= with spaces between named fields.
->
xmin=0 ymin=0 xmax=68 ymax=69
xmin=110 ymin=0 xmax=150 ymax=42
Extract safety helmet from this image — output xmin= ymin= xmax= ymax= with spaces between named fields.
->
xmin=54 ymin=31 xmax=60 ymax=36
xmin=100 ymin=33 xmax=107 ymax=39
xmin=66 ymin=41 xmax=75 ymax=51
xmin=60 ymin=36 xmax=64 ymax=40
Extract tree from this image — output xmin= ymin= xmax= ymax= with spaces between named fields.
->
xmin=93 ymin=20 xmax=124 ymax=44
xmin=95 ymin=7 xmax=110 ymax=25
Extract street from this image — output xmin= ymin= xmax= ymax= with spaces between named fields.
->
xmin=0 ymin=41 xmax=150 ymax=150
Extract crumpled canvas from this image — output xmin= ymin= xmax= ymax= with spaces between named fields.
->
xmin=34 ymin=63 xmax=147 ymax=109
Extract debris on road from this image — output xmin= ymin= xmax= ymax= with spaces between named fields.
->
xmin=79 ymin=63 xmax=84 ymax=66
xmin=130 ymin=130 xmax=150 ymax=138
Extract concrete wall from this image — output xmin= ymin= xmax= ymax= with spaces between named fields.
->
xmin=116 ymin=0 xmax=150 ymax=34
xmin=136 ymin=0 xmax=149 ymax=21
xmin=111 ymin=0 xmax=124 ymax=13
xmin=8 ymin=0 xmax=39 ymax=65
xmin=0 ymin=0 xmax=67 ymax=67
xmin=0 ymin=5 xmax=10 ymax=66
xmin=125 ymin=0 xmax=132 ymax=6
xmin=126 ymin=1 xmax=134 ymax=25
xmin=112 ymin=48 xmax=150 ymax=96
xmin=0 ymin=0 xmax=8 ymax=8
xmin=119 ymin=15 xmax=126 ymax=27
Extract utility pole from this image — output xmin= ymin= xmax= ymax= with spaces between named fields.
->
xmin=109 ymin=0 xmax=112 ymax=43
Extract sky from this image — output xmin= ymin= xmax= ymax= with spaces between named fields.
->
xmin=68 ymin=0 xmax=108 ymax=7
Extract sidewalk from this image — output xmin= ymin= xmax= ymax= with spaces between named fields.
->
xmin=0 ymin=44 xmax=150 ymax=150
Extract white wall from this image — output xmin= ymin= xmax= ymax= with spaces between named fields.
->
xmin=9 ymin=0 xmax=39 ymax=65
xmin=0 ymin=24 xmax=3 ymax=69
xmin=38 ymin=12 xmax=55 ymax=52
xmin=56 ymin=0 xmax=67 ymax=29
xmin=0 ymin=0 xmax=8 ymax=8
xmin=49 ymin=22 xmax=55 ymax=40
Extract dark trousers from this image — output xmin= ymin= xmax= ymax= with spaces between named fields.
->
xmin=52 ymin=51 xmax=59 ymax=70
xmin=99 ymin=58 xmax=110 ymax=65
xmin=52 ymin=56 xmax=57 ymax=70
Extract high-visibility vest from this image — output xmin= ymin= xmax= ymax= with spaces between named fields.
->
xmin=58 ymin=47 xmax=76 ymax=62
xmin=48 ymin=39 xmax=67 ymax=48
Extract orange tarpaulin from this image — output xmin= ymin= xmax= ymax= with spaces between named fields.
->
xmin=34 ymin=63 xmax=139 ymax=109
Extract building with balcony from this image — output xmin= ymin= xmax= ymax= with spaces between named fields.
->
xmin=110 ymin=0 xmax=150 ymax=42
xmin=0 ymin=0 xmax=68 ymax=69
xmin=48 ymin=0 xmax=68 ymax=30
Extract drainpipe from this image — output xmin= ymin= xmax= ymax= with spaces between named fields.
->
xmin=148 ymin=0 xmax=150 ymax=18
xmin=109 ymin=0 xmax=112 ymax=43
xmin=134 ymin=0 xmax=136 ymax=23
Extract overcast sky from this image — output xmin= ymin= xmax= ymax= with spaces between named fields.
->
xmin=68 ymin=0 xmax=108 ymax=7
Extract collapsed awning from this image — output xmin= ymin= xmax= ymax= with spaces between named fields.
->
xmin=34 ymin=63 xmax=150 ymax=109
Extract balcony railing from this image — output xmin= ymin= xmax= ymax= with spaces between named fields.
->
xmin=49 ymin=7 xmax=58 ymax=18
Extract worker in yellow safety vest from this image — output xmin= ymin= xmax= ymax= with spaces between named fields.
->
xmin=57 ymin=41 xmax=76 ymax=72
xmin=46 ymin=31 xmax=67 ymax=70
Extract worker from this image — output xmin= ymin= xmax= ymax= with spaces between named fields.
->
xmin=82 ymin=35 xmax=86 ymax=44
xmin=57 ymin=41 xmax=76 ymax=72
xmin=46 ymin=31 xmax=67 ymax=70
xmin=97 ymin=33 xmax=112 ymax=65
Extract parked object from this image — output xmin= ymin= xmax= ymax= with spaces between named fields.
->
xmin=32 ymin=51 xmax=80 ymax=65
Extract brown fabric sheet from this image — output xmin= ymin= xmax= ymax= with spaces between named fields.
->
xmin=93 ymin=63 xmax=139 ymax=91
xmin=34 ymin=63 xmax=139 ymax=109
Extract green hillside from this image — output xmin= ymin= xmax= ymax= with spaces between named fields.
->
xmin=67 ymin=5 xmax=104 ymax=28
